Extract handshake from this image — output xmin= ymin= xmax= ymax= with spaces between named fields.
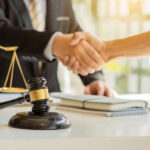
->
xmin=53 ymin=30 xmax=150 ymax=75
xmin=52 ymin=32 xmax=109 ymax=76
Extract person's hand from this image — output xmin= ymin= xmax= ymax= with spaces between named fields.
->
xmin=84 ymin=80 xmax=115 ymax=97
xmin=58 ymin=32 xmax=108 ymax=75
xmin=57 ymin=56 xmax=81 ymax=74
xmin=53 ymin=33 xmax=104 ymax=75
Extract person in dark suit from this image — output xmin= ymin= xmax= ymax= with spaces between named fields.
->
xmin=0 ymin=0 xmax=114 ymax=96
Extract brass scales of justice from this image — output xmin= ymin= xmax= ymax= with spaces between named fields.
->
xmin=0 ymin=45 xmax=28 ymax=93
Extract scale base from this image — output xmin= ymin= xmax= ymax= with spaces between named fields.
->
xmin=0 ymin=87 xmax=28 ymax=93
xmin=9 ymin=111 xmax=71 ymax=130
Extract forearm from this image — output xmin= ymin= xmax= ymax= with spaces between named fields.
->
xmin=0 ymin=17 xmax=54 ymax=63
xmin=106 ymin=31 xmax=150 ymax=61
xmin=0 ymin=26 xmax=51 ymax=55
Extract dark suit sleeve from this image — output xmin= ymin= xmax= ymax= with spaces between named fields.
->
xmin=0 ymin=6 xmax=53 ymax=61
xmin=67 ymin=0 xmax=105 ymax=85
xmin=79 ymin=70 xmax=105 ymax=86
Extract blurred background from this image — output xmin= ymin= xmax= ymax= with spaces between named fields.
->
xmin=58 ymin=0 xmax=150 ymax=95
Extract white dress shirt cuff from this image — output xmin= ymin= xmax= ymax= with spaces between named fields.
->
xmin=44 ymin=32 xmax=62 ymax=61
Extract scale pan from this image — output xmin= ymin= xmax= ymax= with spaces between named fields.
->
xmin=0 ymin=87 xmax=28 ymax=93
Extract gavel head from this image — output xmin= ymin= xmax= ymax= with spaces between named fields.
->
xmin=28 ymin=76 xmax=47 ymax=91
xmin=27 ymin=77 xmax=50 ymax=114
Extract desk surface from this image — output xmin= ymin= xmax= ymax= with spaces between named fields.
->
xmin=1 ymin=105 xmax=150 ymax=150
xmin=1 ymin=93 xmax=150 ymax=150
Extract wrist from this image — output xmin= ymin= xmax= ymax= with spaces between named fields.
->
xmin=105 ymin=39 xmax=122 ymax=62
xmin=100 ymin=40 xmax=112 ymax=63
xmin=52 ymin=34 xmax=63 ymax=57
xmin=105 ymin=41 xmax=113 ymax=62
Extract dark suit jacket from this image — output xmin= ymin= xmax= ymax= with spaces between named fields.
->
xmin=0 ymin=0 xmax=104 ymax=92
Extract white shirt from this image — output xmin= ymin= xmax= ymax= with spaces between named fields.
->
xmin=23 ymin=0 xmax=58 ymax=61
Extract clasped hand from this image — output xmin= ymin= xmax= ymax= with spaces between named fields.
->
xmin=52 ymin=32 xmax=108 ymax=76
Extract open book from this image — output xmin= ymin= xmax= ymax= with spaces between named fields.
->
xmin=50 ymin=92 xmax=148 ymax=111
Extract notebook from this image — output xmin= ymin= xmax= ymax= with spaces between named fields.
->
xmin=0 ymin=93 xmax=24 ymax=103
xmin=55 ymin=106 xmax=149 ymax=117
xmin=50 ymin=92 xmax=148 ymax=111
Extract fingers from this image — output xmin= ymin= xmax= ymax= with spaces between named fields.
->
xmin=78 ymin=66 xmax=89 ymax=76
xmin=97 ymin=86 xmax=105 ymax=96
xmin=67 ymin=56 xmax=76 ymax=69
xmin=97 ymin=82 xmax=115 ymax=97
xmin=96 ymin=82 xmax=105 ymax=95
xmin=83 ymin=41 xmax=105 ymax=69
xmin=60 ymin=56 xmax=70 ymax=66
xmin=57 ymin=57 xmax=62 ymax=62
xmin=84 ymin=86 xmax=91 ymax=95
xmin=70 ymin=32 xmax=86 ymax=46
xmin=76 ymin=51 xmax=95 ymax=73
xmin=71 ymin=32 xmax=107 ymax=63
xmin=72 ymin=61 xmax=79 ymax=74
xmin=68 ymin=57 xmax=79 ymax=74
xmin=59 ymin=56 xmax=80 ymax=74
xmin=75 ymin=40 xmax=101 ymax=71
xmin=58 ymin=55 xmax=89 ymax=75
xmin=104 ymin=86 xmax=114 ymax=97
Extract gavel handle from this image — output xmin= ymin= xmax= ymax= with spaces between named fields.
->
xmin=0 ymin=96 xmax=26 ymax=109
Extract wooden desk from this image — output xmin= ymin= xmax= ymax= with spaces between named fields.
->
xmin=0 ymin=105 xmax=150 ymax=150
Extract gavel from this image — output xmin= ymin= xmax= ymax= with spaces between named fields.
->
xmin=0 ymin=77 xmax=71 ymax=130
